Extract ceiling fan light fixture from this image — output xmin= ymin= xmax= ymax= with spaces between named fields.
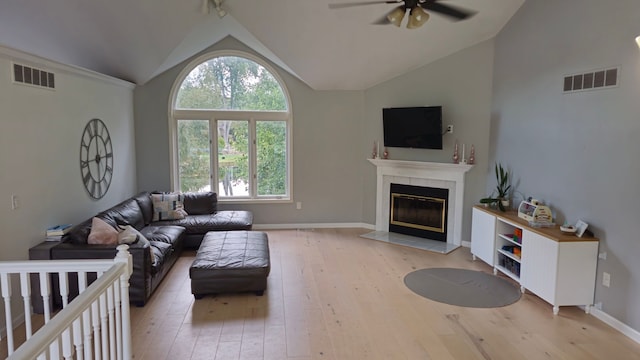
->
xmin=387 ymin=6 xmax=406 ymax=27
xmin=407 ymin=6 xmax=429 ymax=29
xmin=213 ymin=0 xmax=227 ymax=18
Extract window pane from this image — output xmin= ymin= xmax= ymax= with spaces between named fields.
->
xmin=256 ymin=121 xmax=287 ymax=196
xmin=176 ymin=56 xmax=287 ymax=111
xmin=218 ymin=120 xmax=249 ymax=197
xmin=177 ymin=120 xmax=211 ymax=192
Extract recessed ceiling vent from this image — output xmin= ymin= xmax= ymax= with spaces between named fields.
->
xmin=563 ymin=67 xmax=618 ymax=93
xmin=12 ymin=63 xmax=55 ymax=89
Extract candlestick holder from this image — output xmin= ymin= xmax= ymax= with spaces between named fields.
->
xmin=461 ymin=143 xmax=466 ymax=164
xmin=453 ymin=142 xmax=459 ymax=164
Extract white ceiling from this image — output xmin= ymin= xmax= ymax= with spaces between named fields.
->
xmin=0 ymin=0 xmax=524 ymax=90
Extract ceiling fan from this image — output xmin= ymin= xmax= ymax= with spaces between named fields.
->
xmin=328 ymin=0 xmax=476 ymax=29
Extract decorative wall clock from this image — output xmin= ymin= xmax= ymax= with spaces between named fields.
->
xmin=80 ymin=118 xmax=113 ymax=199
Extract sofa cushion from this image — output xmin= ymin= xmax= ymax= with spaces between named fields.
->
xmin=139 ymin=225 xmax=185 ymax=246
xmin=133 ymin=191 xmax=153 ymax=226
xmin=99 ymin=198 xmax=145 ymax=230
xmin=151 ymin=211 xmax=253 ymax=235
xmin=118 ymin=225 xmax=148 ymax=245
xmin=183 ymin=192 xmax=217 ymax=215
xmin=65 ymin=218 xmax=94 ymax=245
xmin=151 ymin=193 xmax=188 ymax=221
xmin=88 ymin=217 xmax=119 ymax=245
xmin=149 ymin=241 xmax=172 ymax=275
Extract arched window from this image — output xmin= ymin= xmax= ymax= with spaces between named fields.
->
xmin=170 ymin=52 xmax=291 ymax=202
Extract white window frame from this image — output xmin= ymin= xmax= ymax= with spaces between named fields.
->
xmin=168 ymin=50 xmax=293 ymax=204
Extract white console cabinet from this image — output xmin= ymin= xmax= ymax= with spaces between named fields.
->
xmin=471 ymin=206 xmax=599 ymax=315
xmin=470 ymin=207 xmax=496 ymax=265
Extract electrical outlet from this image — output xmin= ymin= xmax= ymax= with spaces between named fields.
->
xmin=599 ymin=252 xmax=607 ymax=260
xmin=603 ymin=272 xmax=611 ymax=287
xmin=296 ymin=202 xmax=302 ymax=210
xmin=594 ymin=302 xmax=603 ymax=310
xmin=446 ymin=125 xmax=454 ymax=134
xmin=11 ymin=195 xmax=18 ymax=210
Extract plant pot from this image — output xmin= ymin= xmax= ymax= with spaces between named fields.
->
xmin=501 ymin=199 xmax=510 ymax=209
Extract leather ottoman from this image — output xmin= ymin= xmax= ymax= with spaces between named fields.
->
xmin=190 ymin=231 xmax=270 ymax=298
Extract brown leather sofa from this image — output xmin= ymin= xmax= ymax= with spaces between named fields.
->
xmin=34 ymin=191 xmax=253 ymax=308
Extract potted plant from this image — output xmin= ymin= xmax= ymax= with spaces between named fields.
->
xmin=480 ymin=163 xmax=511 ymax=211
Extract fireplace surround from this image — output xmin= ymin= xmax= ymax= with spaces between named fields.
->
xmin=367 ymin=159 xmax=473 ymax=250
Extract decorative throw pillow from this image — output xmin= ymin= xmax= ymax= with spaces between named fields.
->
xmin=117 ymin=225 xmax=148 ymax=245
xmin=88 ymin=217 xmax=119 ymax=245
xmin=151 ymin=193 xmax=188 ymax=221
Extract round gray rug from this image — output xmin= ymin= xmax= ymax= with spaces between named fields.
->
xmin=404 ymin=268 xmax=521 ymax=308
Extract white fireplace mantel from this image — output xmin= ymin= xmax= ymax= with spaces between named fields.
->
xmin=368 ymin=159 xmax=473 ymax=246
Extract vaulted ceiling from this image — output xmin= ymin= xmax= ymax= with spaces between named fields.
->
xmin=0 ymin=0 xmax=524 ymax=90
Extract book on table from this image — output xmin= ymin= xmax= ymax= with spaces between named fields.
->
xmin=46 ymin=224 xmax=73 ymax=236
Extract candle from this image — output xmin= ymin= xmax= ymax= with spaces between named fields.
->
xmin=462 ymin=144 xmax=465 ymax=161
xmin=377 ymin=141 xmax=380 ymax=158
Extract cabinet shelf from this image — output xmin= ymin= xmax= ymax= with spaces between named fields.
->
xmin=495 ymin=265 xmax=520 ymax=282
xmin=498 ymin=234 xmax=521 ymax=246
xmin=497 ymin=248 xmax=521 ymax=262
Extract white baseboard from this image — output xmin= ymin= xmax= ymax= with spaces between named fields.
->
xmin=590 ymin=307 xmax=640 ymax=344
xmin=253 ymin=222 xmax=375 ymax=230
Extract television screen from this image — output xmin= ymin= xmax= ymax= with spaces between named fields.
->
xmin=383 ymin=106 xmax=443 ymax=149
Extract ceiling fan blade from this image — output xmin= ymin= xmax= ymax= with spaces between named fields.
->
xmin=419 ymin=1 xmax=476 ymax=20
xmin=329 ymin=1 xmax=401 ymax=9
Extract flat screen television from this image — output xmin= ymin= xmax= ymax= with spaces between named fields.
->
xmin=383 ymin=106 xmax=443 ymax=149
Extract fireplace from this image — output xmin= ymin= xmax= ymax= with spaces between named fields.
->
xmin=367 ymin=159 xmax=473 ymax=249
xmin=389 ymin=183 xmax=448 ymax=242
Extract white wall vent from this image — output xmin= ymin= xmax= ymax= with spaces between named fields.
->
xmin=563 ymin=67 xmax=618 ymax=93
xmin=12 ymin=63 xmax=55 ymax=89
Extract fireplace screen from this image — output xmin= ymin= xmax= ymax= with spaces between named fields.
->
xmin=390 ymin=194 xmax=445 ymax=233
xmin=389 ymin=183 xmax=448 ymax=241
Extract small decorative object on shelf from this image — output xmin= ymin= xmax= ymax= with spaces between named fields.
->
xmin=560 ymin=223 xmax=577 ymax=233
xmin=46 ymin=224 xmax=73 ymax=237
xmin=575 ymin=220 xmax=589 ymax=237
xmin=453 ymin=141 xmax=459 ymax=164
xmin=461 ymin=143 xmax=467 ymax=164
xmin=371 ymin=140 xmax=378 ymax=159
xmin=468 ymin=145 xmax=475 ymax=165
xmin=382 ymin=147 xmax=389 ymax=159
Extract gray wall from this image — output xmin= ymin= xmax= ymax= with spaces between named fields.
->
xmin=491 ymin=0 xmax=640 ymax=331
xmin=362 ymin=40 xmax=496 ymax=242
xmin=0 ymin=47 xmax=137 ymax=260
xmin=134 ymin=36 xmax=365 ymax=225
xmin=0 ymin=46 xmax=137 ymax=332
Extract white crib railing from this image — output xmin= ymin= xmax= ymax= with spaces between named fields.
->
xmin=0 ymin=244 xmax=132 ymax=360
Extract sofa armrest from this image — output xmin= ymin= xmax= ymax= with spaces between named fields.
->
xmin=50 ymin=240 xmax=151 ymax=305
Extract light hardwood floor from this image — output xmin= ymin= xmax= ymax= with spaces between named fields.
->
xmin=128 ymin=228 xmax=640 ymax=360
xmin=4 ymin=228 xmax=640 ymax=359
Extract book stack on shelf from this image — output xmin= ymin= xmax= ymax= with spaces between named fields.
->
xmin=45 ymin=224 xmax=72 ymax=241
